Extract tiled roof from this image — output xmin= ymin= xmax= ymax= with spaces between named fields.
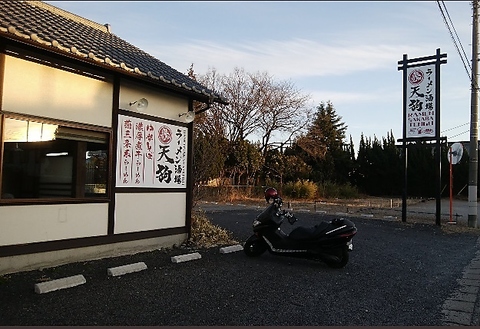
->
xmin=0 ymin=1 xmax=227 ymax=104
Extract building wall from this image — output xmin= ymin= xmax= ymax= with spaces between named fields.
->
xmin=0 ymin=233 xmax=187 ymax=275
xmin=0 ymin=53 xmax=191 ymax=274
xmin=114 ymin=193 xmax=186 ymax=234
xmin=0 ymin=203 xmax=108 ymax=246
xmin=2 ymin=55 xmax=113 ymax=127
xmin=115 ymin=80 xmax=189 ymax=234
xmin=119 ymin=80 xmax=188 ymax=121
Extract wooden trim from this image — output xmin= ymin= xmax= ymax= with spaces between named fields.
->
xmin=186 ymin=99 xmax=194 ymax=238
xmin=1 ymin=111 xmax=111 ymax=133
xmin=114 ymin=187 xmax=187 ymax=194
xmin=0 ymin=226 xmax=188 ymax=257
xmin=0 ymin=198 xmax=109 ymax=206
xmin=0 ymin=115 xmax=4 ymax=199
xmin=0 ymin=44 xmax=6 ymax=199
xmin=4 ymin=43 xmax=113 ymax=83
xmin=74 ymin=142 xmax=87 ymax=197
xmin=117 ymin=108 xmax=190 ymax=128
xmin=109 ymin=76 xmax=121 ymax=235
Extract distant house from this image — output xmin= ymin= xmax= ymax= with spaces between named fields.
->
xmin=0 ymin=1 xmax=227 ymax=274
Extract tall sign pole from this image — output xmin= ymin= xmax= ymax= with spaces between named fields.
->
xmin=469 ymin=0 xmax=479 ymax=228
xmin=398 ymin=49 xmax=447 ymax=225
xmin=401 ymin=54 xmax=408 ymax=223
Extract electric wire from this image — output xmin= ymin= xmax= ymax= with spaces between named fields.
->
xmin=445 ymin=2 xmax=473 ymax=73
xmin=436 ymin=1 xmax=473 ymax=84
xmin=436 ymin=1 xmax=477 ymax=140
xmin=449 ymin=130 xmax=470 ymax=139
xmin=441 ymin=122 xmax=470 ymax=133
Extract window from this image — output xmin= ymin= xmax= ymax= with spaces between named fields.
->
xmin=1 ymin=116 xmax=109 ymax=200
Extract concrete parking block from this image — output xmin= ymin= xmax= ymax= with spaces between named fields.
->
xmin=220 ymin=245 xmax=243 ymax=254
xmin=383 ymin=216 xmax=397 ymax=220
xmin=107 ymin=262 xmax=147 ymax=277
xmin=171 ymin=252 xmax=202 ymax=263
xmin=296 ymin=209 xmax=311 ymax=213
xmin=34 ymin=274 xmax=86 ymax=294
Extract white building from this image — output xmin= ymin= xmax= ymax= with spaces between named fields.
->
xmin=0 ymin=1 xmax=226 ymax=274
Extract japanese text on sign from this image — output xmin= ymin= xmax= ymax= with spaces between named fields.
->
xmin=406 ymin=64 xmax=436 ymax=138
xmin=117 ymin=114 xmax=188 ymax=188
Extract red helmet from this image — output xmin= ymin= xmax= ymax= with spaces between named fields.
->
xmin=264 ymin=187 xmax=278 ymax=203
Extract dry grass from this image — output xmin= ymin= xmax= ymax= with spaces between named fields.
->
xmin=187 ymin=212 xmax=239 ymax=249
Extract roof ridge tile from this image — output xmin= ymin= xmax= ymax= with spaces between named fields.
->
xmin=26 ymin=1 xmax=109 ymax=34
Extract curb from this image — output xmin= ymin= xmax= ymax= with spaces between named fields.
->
xmin=34 ymin=274 xmax=86 ymax=294
xmin=171 ymin=252 xmax=202 ymax=263
xmin=107 ymin=262 xmax=148 ymax=277
xmin=220 ymin=244 xmax=243 ymax=254
xmin=441 ymin=236 xmax=480 ymax=325
xmin=31 ymin=244 xmax=244 ymax=294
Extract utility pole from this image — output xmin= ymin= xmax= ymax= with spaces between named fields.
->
xmin=469 ymin=0 xmax=479 ymax=228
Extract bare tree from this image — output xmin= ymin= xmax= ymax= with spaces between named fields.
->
xmin=253 ymin=72 xmax=311 ymax=156
xmin=197 ymin=67 xmax=311 ymax=147
xmin=195 ymin=66 xmax=311 ymax=187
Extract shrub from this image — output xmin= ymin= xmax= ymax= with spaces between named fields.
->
xmin=319 ymin=181 xmax=359 ymax=199
xmin=283 ymin=180 xmax=317 ymax=199
xmin=189 ymin=212 xmax=238 ymax=248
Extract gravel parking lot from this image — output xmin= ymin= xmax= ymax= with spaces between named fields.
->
xmin=0 ymin=203 xmax=479 ymax=326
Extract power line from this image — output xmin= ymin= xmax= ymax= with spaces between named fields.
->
xmin=437 ymin=1 xmax=472 ymax=75
xmin=436 ymin=2 xmax=479 ymax=143
xmin=436 ymin=1 xmax=471 ymax=75
xmin=441 ymin=122 xmax=470 ymax=133
xmin=448 ymin=130 xmax=470 ymax=139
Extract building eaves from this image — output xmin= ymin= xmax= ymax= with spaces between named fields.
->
xmin=0 ymin=0 xmax=228 ymax=104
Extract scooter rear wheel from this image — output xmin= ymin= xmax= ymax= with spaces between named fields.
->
xmin=324 ymin=245 xmax=349 ymax=268
xmin=244 ymin=235 xmax=267 ymax=257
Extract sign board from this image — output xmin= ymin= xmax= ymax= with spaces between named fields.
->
xmin=406 ymin=64 xmax=436 ymax=138
xmin=116 ymin=114 xmax=188 ymax=188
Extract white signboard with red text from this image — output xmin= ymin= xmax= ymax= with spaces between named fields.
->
xmin=406 ymin=64 xmax=436 ymax=138
xmin=116 ymin=114 xmax=187 ymax=188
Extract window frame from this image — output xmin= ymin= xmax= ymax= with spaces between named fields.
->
xmin=0 ymin=112 xmax=112 ymax=205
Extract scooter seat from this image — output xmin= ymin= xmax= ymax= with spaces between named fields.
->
xmin=289 ymin=222 xmax=330 ymax=240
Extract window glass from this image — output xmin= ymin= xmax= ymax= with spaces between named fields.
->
xmin=1 ymin=117 xmax=109 ymax=199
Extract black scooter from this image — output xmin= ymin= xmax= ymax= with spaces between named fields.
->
xmin=244 ymin=188 xmax=357 ymax=268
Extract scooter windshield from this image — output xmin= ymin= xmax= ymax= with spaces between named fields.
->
xmin=255 ymin=204 xmax=280 ymax=223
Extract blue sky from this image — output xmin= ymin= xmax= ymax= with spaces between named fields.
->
xmin=47 ymin=1 xmax=474 ymax=150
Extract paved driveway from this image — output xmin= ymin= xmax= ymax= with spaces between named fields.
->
xmin=0 ymin=203 xmax=479 ymax=325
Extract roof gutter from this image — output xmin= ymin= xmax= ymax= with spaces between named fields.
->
xmin=195 ymin=95 xmax=215 ymax=115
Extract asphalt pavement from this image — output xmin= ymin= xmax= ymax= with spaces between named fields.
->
xmin=0 ymin=201 xmax=480 ymax=325
xmin=406 ymin=198 xmax=480 ymax=226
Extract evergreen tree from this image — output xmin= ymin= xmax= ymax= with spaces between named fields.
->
xmin=296 ymin=101 xmax=352 ymax=184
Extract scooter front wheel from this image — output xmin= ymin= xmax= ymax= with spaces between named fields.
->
xmin=244 ymin=235 xmax=267 ymax=257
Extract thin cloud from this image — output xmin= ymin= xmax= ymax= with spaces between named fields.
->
xmin=150 ymin=38 xmax=434 ymax=79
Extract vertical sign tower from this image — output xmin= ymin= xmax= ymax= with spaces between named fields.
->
xmin=398 ymin=49 xmax=447 ymax=225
